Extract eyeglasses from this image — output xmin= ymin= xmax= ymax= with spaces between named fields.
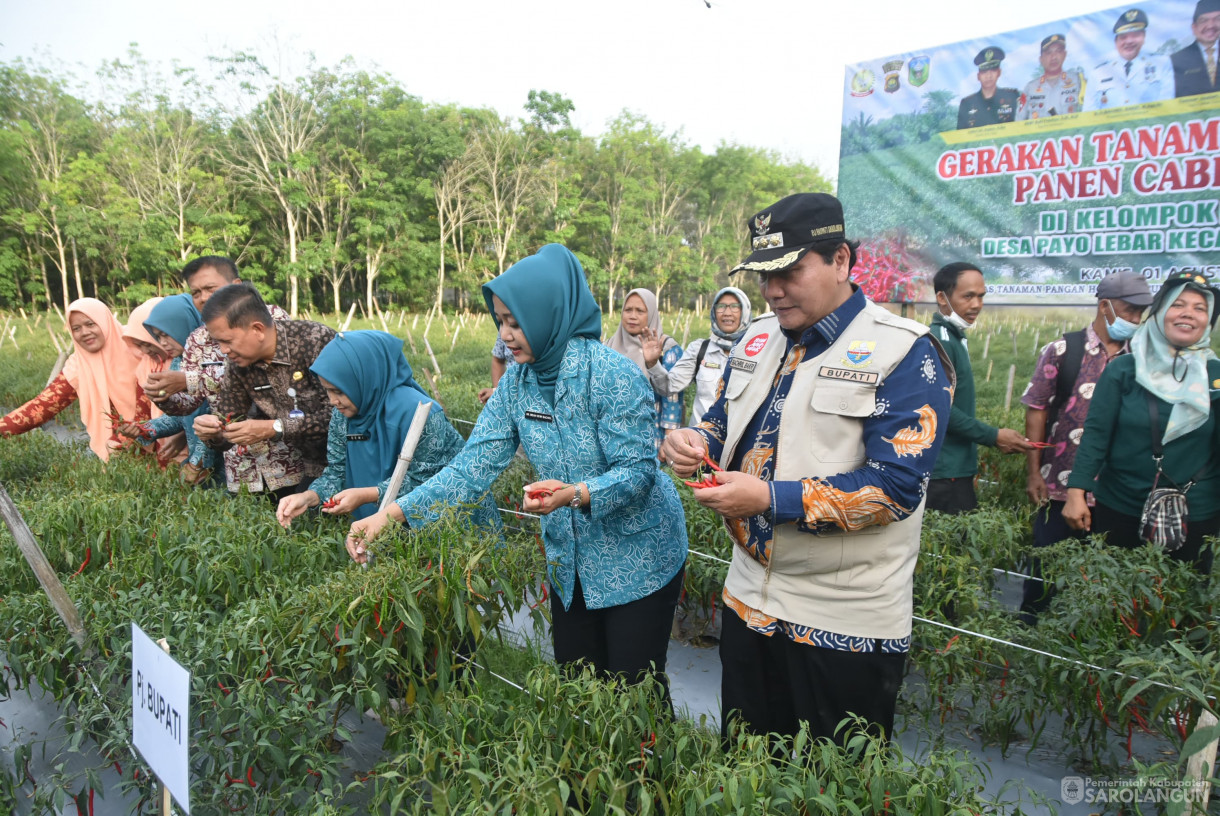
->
xmin=714 ymin=303 xmax=742 ymax=313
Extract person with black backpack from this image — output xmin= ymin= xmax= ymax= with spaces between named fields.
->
xmin=665 ymin=286 xmax=752 ymax=425
xmin=1018 ymin=270 xmax=1152 ymax=622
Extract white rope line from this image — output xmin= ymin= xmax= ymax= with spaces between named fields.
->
xmin=451 ymin=414 xmax=1193 ymax=699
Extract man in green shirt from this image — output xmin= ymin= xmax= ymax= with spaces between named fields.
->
xmin=926 ymin=262 xmax=1033 ymax=514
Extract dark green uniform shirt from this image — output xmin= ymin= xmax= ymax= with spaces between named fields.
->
xmin=1067 ymin=355 xmax=1220 ymax=519
xmin=956 ymin=88 xmax=1019 ymax=129
xmin=930 ymin=313 xmax=998 ymax=479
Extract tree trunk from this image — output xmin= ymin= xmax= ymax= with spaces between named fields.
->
xmin=287 ymin=212 xmax=300 ymax=318
xmin=70 ymin=237 xmax=84 ymax=303
xmin=435 ymin=243 xmax=446 ymax=317
xmin=366 ymin=245 xmax=382 ymax=317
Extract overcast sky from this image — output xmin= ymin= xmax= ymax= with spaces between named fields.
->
xmin=3 ymin=0 xmax=1125 ymax=178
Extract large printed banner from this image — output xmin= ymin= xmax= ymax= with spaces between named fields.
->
xmin=838 ymin=0 xmax=1220 ymax=303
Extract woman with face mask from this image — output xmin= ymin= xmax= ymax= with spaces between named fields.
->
xmin=345 ymin=245 xmax=688 ymax=714
xmin=1064 ymin=271 xmax=1220 ymax=572
xmin=663 ymin=287 xmax=752 ymax=425
xmin=606 ymin=288 xmax=685 ymax=451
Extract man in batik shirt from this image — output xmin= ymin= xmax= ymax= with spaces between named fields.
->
xmin=149 ymin=256 xmax=304 ymax=494
xmin=195 ymin=283 xmax=335 ymax=501
xmin=662 ymin=193 xmax=953 ymax=747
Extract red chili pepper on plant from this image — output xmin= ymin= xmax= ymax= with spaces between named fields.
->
xmin=70 ymin=547 xmax=91 ymax=578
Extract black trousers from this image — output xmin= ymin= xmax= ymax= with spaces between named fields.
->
xmin=549 ymin=565 xmax=684 ymax=713
xmin=925 ymin=477 xmax=978 ymax=515
xmin=1020 ymin=500 xmax=1086 ymax=622
xmin=719 ymin=611 xmax=906 ymax=747
xmin=1092 ymin=502 xmax=1217 ymax=574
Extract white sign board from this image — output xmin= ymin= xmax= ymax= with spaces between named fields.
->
xmin=131 ymin=623 xmax=191 ymax=814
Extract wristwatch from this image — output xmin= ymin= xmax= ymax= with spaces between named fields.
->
xmin=271 ymin=418 xmax=284 ymax=441
xmin=570 ymin=483 xmax=582 ymax=508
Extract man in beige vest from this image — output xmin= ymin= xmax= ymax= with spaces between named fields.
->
xmin=662 ymin=193 xmax=953 ymax=747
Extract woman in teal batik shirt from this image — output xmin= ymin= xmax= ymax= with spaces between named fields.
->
xmin=275 ymin=330 xmax=500 ymax=532
xmin=346 ymin=244 xmax=688 ymax=710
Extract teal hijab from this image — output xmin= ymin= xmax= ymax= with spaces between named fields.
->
xmin=1131 ymin=278 xmax=1217 ymax=444
xmin=309 ymin=331 xmax=432 ymax=520
xmin=144 ymin=293 xmax=202 ymax=348
xmin=482 ymin=244 xmax=602 ymax=403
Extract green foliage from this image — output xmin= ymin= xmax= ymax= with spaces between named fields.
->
xmin=0 ymin=50 xmax=823 ymax=314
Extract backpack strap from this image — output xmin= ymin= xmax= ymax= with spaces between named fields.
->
xmin=694 ymin=339 xmax=711 ymax=373
xmin=1045 ymin=329 xmax=1087 ymax=432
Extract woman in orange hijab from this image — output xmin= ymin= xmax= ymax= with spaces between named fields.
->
xmin=0 ymin=298 xmax=153 ymax=462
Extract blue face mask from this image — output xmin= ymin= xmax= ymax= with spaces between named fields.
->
xmin=1104 ymin=300 xmax=1138 ymax=341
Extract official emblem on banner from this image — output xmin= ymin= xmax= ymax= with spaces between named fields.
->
xmin=843 ymin=340 xmax=876 ymax=368
xmin=908 ymin=56 xmax=929 ymax=87
xmin=850 ymin=68 xmax=876 ymax=98
xmin=882 ymin=60 xmax=904 ymax=93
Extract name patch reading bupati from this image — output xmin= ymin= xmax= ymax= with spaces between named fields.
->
xmin=524 ymin=410 xmax=554 ymax=423
xmin=346 ymin=433 xmax=370 ymax=441
xmin=818 ymin=366 xmax=880 ymax=384
xmin=728 ymin=358 xmax=756 ymax=373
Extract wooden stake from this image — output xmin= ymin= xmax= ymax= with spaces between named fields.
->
xmin=379 ymin=402 xmax=433 ymax=514
xmin=157 ymin=637 xmax=174 ymax=815
xmin=404 ymin=330 xmax=417 ymax=355
xmin=396 ymin=310 xmax=404 ymax=328
xmin=46 ymin=350 xmax=68 ymax=387
xmin=1032 ymin=329 xmax=1040 ymax=355
xmin=982 ymin=334 xmax=990 ymax=360
xmin=340 ymin=302 xmax=357 ymax=333
xmin=986 ymin=359 xmax=994 ymax=382
xmin=424 ymin=335 xmax=442 ymax=379
xmin=1004 ymin=364 xmax=1016 ymax=413
xmin=52 ymin=302 xmax=65 ymax=326
xmin=420 ymin=366 xmax=447 ymax=413
xmin=449 ymin=325 xmax=461 ymax=352
xmin=412 ymin=314 xmax=419 ymax=330
xmin=1184 ymin=709 xmax=1218 ymax=809
xmin=0 ymin=483 xmax=90 ymax=653
xmin=1011 ymin=330 xmax=1018 ymax=356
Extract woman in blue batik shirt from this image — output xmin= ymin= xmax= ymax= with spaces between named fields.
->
xmin=118 ymin=293 xmax=217 ymax=485
xmin=607 ymin=288 xmax=685 ymax=452
xmin=275 ymin=330 xmax=500 ymax=531
xmin=346 ymin=245 xmax=688 ymax=710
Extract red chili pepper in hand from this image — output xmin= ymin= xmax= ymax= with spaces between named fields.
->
xmin=526 ymin=484 xmax=572 ymax=501
xmin=684 ymin=474 xmax=720 ymax=489
xmin=321 ymin=498 xmax=339 ymax=510
xmin=702 ymin=453 xmax=724 ymax=472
